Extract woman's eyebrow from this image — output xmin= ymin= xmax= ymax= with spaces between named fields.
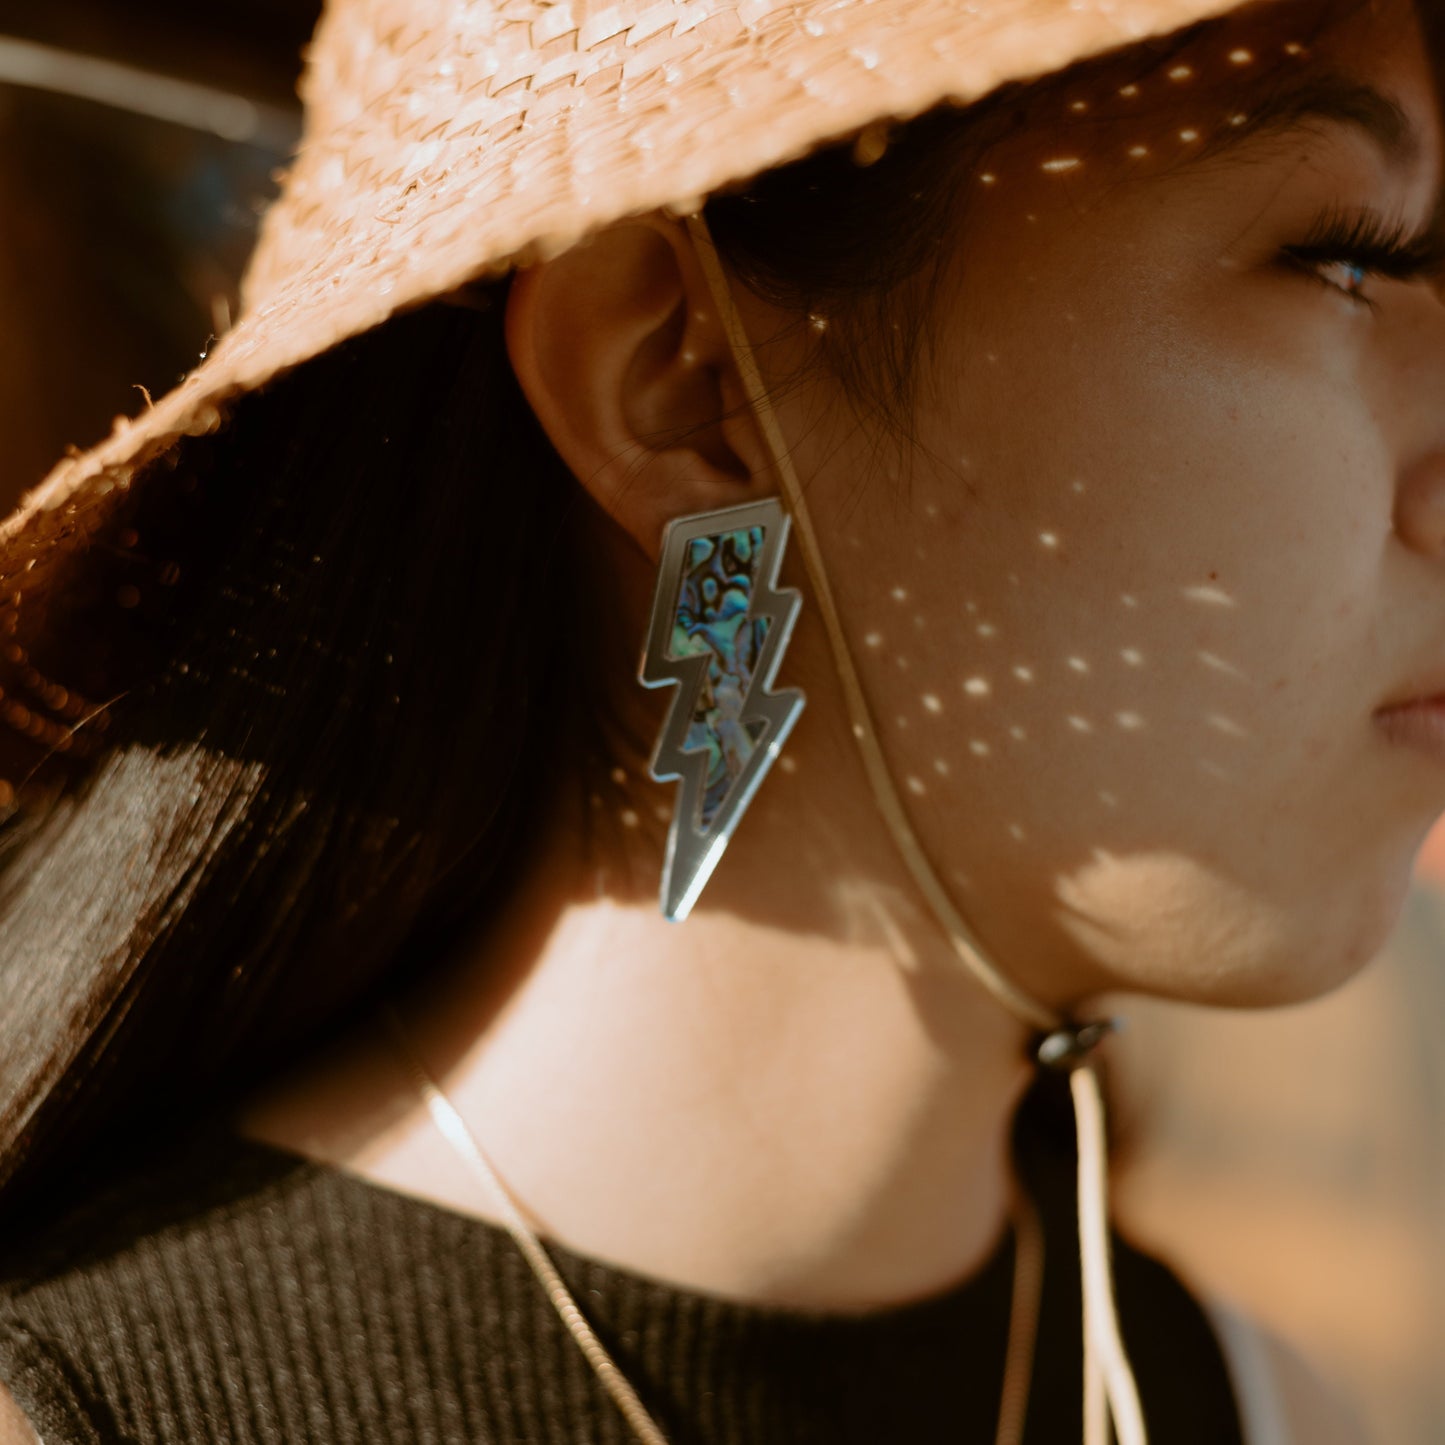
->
xmin=1201 ymin=70 xmax=1420 ymax=171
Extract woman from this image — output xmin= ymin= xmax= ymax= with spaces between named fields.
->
xmin=0 ymin=0 xmax=1439 ymax=1437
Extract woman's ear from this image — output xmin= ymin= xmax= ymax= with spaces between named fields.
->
xmin=504 ymin=214 xmax=775 ymax=561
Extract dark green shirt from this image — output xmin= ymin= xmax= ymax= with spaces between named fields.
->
xmin=0 ymin=1101 xmax=1243 ymax=1443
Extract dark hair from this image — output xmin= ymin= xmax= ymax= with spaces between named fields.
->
xmin=0 ymin=2 xmax=1367 ymax=1219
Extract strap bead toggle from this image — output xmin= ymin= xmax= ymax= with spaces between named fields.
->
xmin=1034 ymin=1018 xmax=1119 ymax=1071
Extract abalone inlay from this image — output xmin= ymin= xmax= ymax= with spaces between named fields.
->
xmin=667 ymin=524 xmax=771 ymax=829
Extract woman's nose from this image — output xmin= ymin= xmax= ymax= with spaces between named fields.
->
xmin=1394 ymin=450 xmax=1445 ymax=556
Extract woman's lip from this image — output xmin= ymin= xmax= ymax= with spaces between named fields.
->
xmin=1373 ymin=696 xmax=1445 ymax=757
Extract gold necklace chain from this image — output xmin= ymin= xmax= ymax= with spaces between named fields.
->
xmin=383 ymin=1003 xmax=1043 ymax=1445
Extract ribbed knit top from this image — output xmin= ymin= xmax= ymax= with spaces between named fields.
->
xmin=0 ymin=1103 xmax=1244 ymax=1444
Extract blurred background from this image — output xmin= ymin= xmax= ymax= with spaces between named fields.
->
xmin=0 ymin=0 xmax=311 ymax=505
xmin=1 ymin=3 xmax=1441 ymax=1441
xmin=1111 ymin=859 xmax=1445 ymax=1444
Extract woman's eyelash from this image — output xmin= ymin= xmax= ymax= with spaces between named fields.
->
xmin=1281 ymin=207 xmax=1445 ymax=310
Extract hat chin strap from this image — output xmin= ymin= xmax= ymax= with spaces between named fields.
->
xmin=683 ymin=209 xmax=1147 ymax=1445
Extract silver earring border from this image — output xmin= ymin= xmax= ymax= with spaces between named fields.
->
xmin=638 ymin=496 xmax=805 ymax=922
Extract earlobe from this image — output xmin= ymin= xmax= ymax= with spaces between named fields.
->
xmin=503 ymin=216 xmax=773 ymax=560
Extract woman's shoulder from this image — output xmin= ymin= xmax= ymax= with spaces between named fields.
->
xmin=0 ymin=1125 xmax=541 ymax=1444
xmin=0 ymin=1132 xmax=299 ymax=1439
xmin=0 ymin=1126 xmax=343 ymax=1307
xmin=0 ymin=1129 xmax=337 ymax=1442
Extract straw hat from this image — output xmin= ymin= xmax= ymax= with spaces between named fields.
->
xmin=4 ymin=0 xmax=1242 ymax=555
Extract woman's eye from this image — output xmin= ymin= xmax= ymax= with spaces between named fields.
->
xmin=1309 ymin=256 xmax=1374 ymax=306
xmin=1281 ymin=212 xmax=1445 ymax=315
xmin=1281 ymin=246 xmax=1409 ymax=316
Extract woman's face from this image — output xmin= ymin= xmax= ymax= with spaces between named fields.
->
xmin=784 ymin=0 xmax=1445 ymax=1006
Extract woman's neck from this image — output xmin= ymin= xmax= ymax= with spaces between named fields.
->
xmin=237 ymin=750 xmax=1035 ymax=1312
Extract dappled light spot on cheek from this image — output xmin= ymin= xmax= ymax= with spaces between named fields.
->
xmin=1182 ymin=584 xmax=1237 ymax=608
xmin=1121 ymin=648 xmax=1145 ymax=667
xmin=864 ymin=631 xmax=883 ymax=647
xmin=610 ymin=765 xmax=628 ymax=786
xmin=896 ymin=656 xmax=910 ymax=670
xmin=1229 ymin=48 xmax=1254 ymax=65
xmin=1042 ymin=157 xmax=1083 ymax=173
xmin=1116 ymin=712 xmax=1145 ymax=730
xmin=964 ymin=676 xmax=991 ymax=697
xmin=1178 ymin=129 xmax=1200 ymax=144
xmin=620 ymin=809 xmax=640 ymax=829
xmin=1206 ymin=713 xmax=1248 ymax=738
xmin=913 ymin=614 xmax=927 ymax=629
xmin=778 ymin=755 xmax=798 ymax=775
xmin=970 ymin=739 xmax=991 ymax=757
xmin=1013 ymin=665 xmax=1034 ymax=683
xmin=1068 ymin=656 xmax=1090 ymax=674
xmin=978 ymin=171 xmax=997 ymax=185
xmin=933 ymin=758 xmax=951 ymax=776
xmin=1120 ymin=593 xmax=1139 ymax=608
xmin=1010 ymin=725 xmax=1028 ymax=741
xmin=1039 ymin=531 xmax=1060 ymax=550
xmin=1069 ymin=99 xmax=1089 ymax=114
xmin=1198 ymin=650 xmax=1245 ymax=679
xmin=1168 ymin=64 xmax=1194 ymax=81
xmin=1098 ymin=789 xmax=1119 ymax=808
xmin=1127 ymin=144 xmax=1151 ymax=159
xmin=891 ymin=586 xmax=908 ymax=602
xmin=1068 ymin=715 xmax=1094 ymax=734
xmin=977 ymin=622 xmax=998 ymax=638
xmin=906 ymin=776 xmax=927 ymax=796
xmin=1198 ymin=758 xmax=1233 ymax=781
xmin=922 ymin=693 xmax=944 ymax=714
xmin=1071 ymin=480 xmax=1087 ymax=495
xmin=1119 ymin=84 xmax=1140 ymax=98
xmin=1229 ymin=112 xmax=1249 ymax=127
xmin=1009 ymin=823 xmax=1028 ymax=842
xmin=654 ymin=803 xmax=671 ymax=822
xmin=895 ymin=715 xmax=909 ymax=729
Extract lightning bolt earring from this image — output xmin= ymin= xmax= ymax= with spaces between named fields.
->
xmin=639 ymin=497 xmax=805 ymax=921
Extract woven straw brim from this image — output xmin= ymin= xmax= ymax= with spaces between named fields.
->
xmin=4 ymin=0 xmax=1242 ymax=547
